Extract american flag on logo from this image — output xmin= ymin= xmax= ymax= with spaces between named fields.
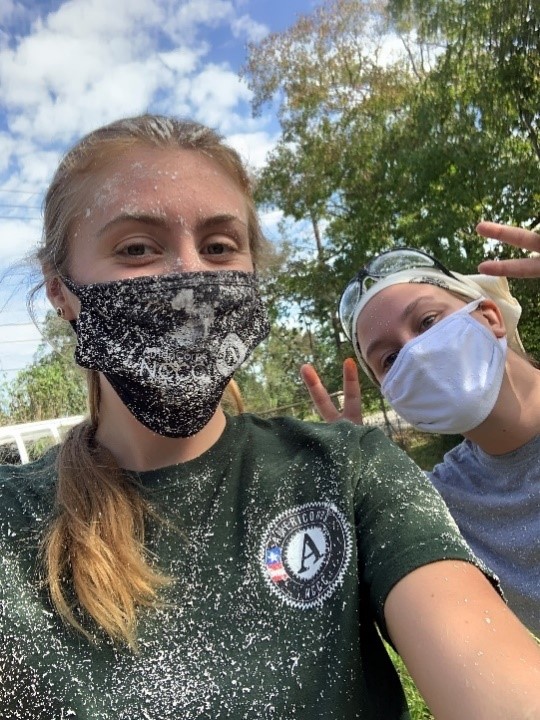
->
xmin=265 ymin=546 xmax=288 ymax=583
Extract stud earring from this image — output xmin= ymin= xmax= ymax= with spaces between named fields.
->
xmin=56 ymin=307 xmax=65 ymax=318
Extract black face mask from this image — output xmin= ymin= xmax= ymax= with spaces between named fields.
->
xmin=63 ymin=271 xmax=270 ymax=438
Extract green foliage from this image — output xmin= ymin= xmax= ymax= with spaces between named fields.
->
xmin=395 ymin=429 xmax=462 ymax=471
xmin=387 ymin=644 xmax=434 ymax=719
xmin=512 ymin=277 xmax=540 ymax=361
xmin=1 ymin=312 xmax=87 ymax=424
xmin=236 ymin=324 xmax=325 ymax=417
xmin=243 ymin=0 xmax=540 ymax=368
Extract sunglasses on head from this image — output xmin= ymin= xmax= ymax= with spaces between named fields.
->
xmin=338 ymin=247 xmax=455 ymax=340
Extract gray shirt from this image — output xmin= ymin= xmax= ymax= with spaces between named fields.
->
xmin=430 ymin=434 xmax=539 ymax=637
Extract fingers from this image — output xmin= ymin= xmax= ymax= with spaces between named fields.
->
xmin=300 ymin=360 xmax=364 ymax=425
xmin=341 ymin=358 xmax=363 ymax=425
xmin=476 ymin=222 xmax=540 ymax=278
xmin=478 ymin=257 xmax=540 ymax=278
xmin=476 ymin=221 xmax=540 ymax=252
xmin=300 ymin=363 xmax=340 ymax=422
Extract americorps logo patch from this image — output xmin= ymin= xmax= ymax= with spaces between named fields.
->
xmin=260 ymin=502 xmax=352 ymax=608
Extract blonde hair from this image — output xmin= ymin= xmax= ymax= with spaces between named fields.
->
xmin=34 ymin=115 xmax=255 ymax=647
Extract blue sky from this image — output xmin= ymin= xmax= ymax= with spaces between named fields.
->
xmin=0 ymin=0 xmax=320 ymax=380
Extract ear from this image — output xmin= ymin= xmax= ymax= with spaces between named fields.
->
xmin=476 ymin=299 xmax=506 ymax=339
xmin=46 ymin=277 xmax=79 ymax=321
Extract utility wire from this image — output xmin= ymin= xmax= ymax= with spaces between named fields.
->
xmin=0 ymin=203 xmax=42 ymax=208
xmin=0 ymin=215 xmax=41 ymax=220
xmin=0 ymin=322 xmax=39 ymax=327
xmin=0 ymin=188 xmax=41 ymax=195
xmin=0 ymin=339 xmax=42 ymax=344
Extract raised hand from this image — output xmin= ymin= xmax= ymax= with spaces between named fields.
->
xmin=300 ymin=358 xmax=363 ymax=425
xmin=476 ymin=221 xmax=540 ymax=278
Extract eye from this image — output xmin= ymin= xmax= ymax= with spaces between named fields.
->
xmin=201 ymin=235 xmax=240 ymax=260
xmin=204 ymin=242 xmax=232 ymax=255
xmin=382 ymin=350 xmax=399 ymax=372
xmin=116 ymin=238 xmax=161 ymax=260
xmin=419 ymin=313 xmax=438 ymax=331
xmin=123 ymin=243 xmax=150 ymax=256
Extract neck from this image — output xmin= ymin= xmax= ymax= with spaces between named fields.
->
xmin=94 ymin=375 xmax=227 ymax=471
xmin=463 ymin=351 xmax=540 ymax=455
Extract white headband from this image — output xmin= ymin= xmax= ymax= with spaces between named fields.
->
xmin=351 ymin=267 xmax=524 ymax=383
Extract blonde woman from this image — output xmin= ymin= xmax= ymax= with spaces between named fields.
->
xmin=302 ymin=223 xmax=540 ymax=638
xmin=1 ymin=121 xmax=539 ymax=720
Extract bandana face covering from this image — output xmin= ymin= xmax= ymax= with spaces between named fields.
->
xmin=380 ymin=300 xmax=508 ymax=434
xmin=63 ymin=271 xmax=270 ymax=438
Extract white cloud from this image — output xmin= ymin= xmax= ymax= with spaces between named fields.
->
xmin=169 ymin=0 xmax=234 ymax=33
xmin=10 ymin=56 xmax=177 ymax=144
xmin=45 ymin=0 xmax=164 ymax=37
xmin=0 ymin=0 xmax=27 ymax=26
xmin=159 ymin=47 xmax=205 ymax=76
xmin=231 ymin=14 xmax=268 ymax=42
xmin=188 ymin=63 xmax=252 ymax=130
xmin=0 ymin=218 xmax=42 ymax=265
xmin=259 ymin=208 xmax=284 ymax=243
xmin=16 ymin=149 xmax=61 ymax=188
xmin=0 ymin=132 xmax=17 ymax=174
xmin=226 ymin=129 xmax=277 ymax=170
xmin=0 ymin=0 xmax=275 ymax=151
xmin=0 ymin=0 xmax=281 ymax=376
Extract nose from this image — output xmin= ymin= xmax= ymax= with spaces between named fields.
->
xmin=167 ymin=236 xmax=205 ymax=273
xmin=402 ymin=330 xmax=417 ymax=345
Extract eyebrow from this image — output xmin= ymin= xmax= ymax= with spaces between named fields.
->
xmin=96 ymin=211 xmax=248 ymax=238
xmin=97 ymin=212 xmax=168 ymax=238
xmin=197 ymin=213 xmax=248 ymax=231
xmin=363 ymin=294 xmax=438 ymax=362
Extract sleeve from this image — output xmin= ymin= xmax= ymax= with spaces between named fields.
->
xmin=353 ymin=427 xmax=501 ymax=640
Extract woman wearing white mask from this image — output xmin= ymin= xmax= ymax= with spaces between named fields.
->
xmin=302 ymin=224 xmax=540 ymax=637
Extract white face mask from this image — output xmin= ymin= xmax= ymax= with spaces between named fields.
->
xmin=380 ymin=299 xmax=508 ymax=434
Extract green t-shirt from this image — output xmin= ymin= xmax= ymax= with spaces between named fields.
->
xmin=0 ymin=414 xmax=483 ymax=719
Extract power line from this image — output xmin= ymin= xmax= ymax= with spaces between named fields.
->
xmin=0 ymin=204 xmax=42 ymax=210
xmin=0 ymin=188 xmax=41 ymax=195
xmin=0 ymin=215 xmax=41 ymax=220
xmin=0 ymin=339 xmax=41 ymax=344
xmin=0 ymin=322 xmax=39 ymax=327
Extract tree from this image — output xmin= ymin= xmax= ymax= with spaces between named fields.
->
xmin=2 ymin=312 xmax=87 ymax=424
xmin=379 ymin=0 xmax=540 ymax=260
xmin=244 ymin=0 xmax=413 ymax=383
xmin=243 ymin=0 xmax=540 ymax=380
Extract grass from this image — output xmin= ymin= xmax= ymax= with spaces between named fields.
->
xmin=393 ymin=429 xmax=463 ymax=471
xmin=387 ymin=644 xmax=434 ymax=719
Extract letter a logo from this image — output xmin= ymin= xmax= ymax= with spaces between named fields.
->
xmin=260 ymin=502 xmax=352 ymax=609
xmin=298 ymin=533 xmax=322 ymax=574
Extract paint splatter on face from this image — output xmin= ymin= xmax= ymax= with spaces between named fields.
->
xmin=61 ymin=147 xmax=254 ymax=321
xmin=49 ymin=146 xmax=266 ymax=437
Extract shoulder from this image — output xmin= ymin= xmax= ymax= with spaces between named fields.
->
xmin=233 ymin=414 xmax=428 ymax=498
xmin=0 ymin=448 xmax=58 ymax=533
xmin=0 ymin=445 xmax=58 ymax=486
xmin=430 ymin=439 xmax=476 ymax=482
xmin=235 ymin=413 xmax=392 ymax=460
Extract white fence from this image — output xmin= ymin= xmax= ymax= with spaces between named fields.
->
xmin=0 ymin=403 xmax=411 ymax=465
xmin=0 ymin=415 xmax=84 ymax=464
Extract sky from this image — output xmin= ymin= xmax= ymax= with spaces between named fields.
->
xmin=0 ymin=0 xmax=320 ymax=381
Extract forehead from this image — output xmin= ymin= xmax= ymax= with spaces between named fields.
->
xmin=357 ymin=282 xmax=460 ymax=334
xmin=366 ymin=281 xmax=452 ymax=307
xmin=78 ymin=146 xmax=246 ymax=224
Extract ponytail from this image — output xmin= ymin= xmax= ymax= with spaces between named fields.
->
xmin=41 ymin=372 xmax=244 ymax=647
xmin=41 ymin=371 xmax=170 ymax=648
